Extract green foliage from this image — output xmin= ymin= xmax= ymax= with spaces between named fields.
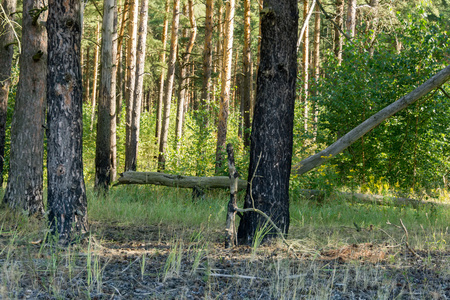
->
xmin=300 ymin=8 xmax=450 ymax=193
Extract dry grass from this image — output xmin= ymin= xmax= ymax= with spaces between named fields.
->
xmin=0 ymin=186 xmax=449 ymax=299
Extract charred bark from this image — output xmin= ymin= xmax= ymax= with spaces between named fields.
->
xmin=237 ymin=0 xmax=298 ymax=244
xmin=47 ymin=0 xmax=88 ymax=243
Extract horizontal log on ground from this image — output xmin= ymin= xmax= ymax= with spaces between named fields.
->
xmin=114 ymin=172 xmax=444 ymax=208
xmin=114 ymin=171 xmax=248 ymax=190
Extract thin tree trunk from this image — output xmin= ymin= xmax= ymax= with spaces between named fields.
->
xmin=215 ymin=0 xmax=235 ymax=173
xmin=200 ymin=0 xmax=214 ymax=124
xmin=157 ymin=0 xmax=180 ymax=171
xmin=312 ymin=3 xmax=320 ymax=141
xmin=216 ymin=2 xmax=223 ymax=79
xmin=242 ymin=0 xmax=252 ymax=148
xmin=302 ymin=0 xmax=309 ymax=132
xmin=346 ymin=0 xmax=356 ymax=38
xmin=115 ymin=0 xmax=129 ymax=124
xmin=84 ymin=46 xmax=90 ymax=102
xmin=211 ymin=1 xmax=223 ymax=118
xmin=3 ymin=0 xmax=46 ymax=215
xmin=334 ymin=0 xmax=343 ymax=64
xmin=295 ymin=64 xmax=450 ymax=176
xmin=232 ymin=51 xmax=238 ymax=109
xmin=128 ymin=0 xmax=148 ymax=171
xmin=0 ymin=0 xmax=17 ymax=187
xmin=47 ymin=0 xmax=88 ymax=244
xmin=155 ymin=0 xmax=170 ymax=152
xmin=176 ymin=0 xmax=196 ymax=151
xmin=237 ymin=0 xmax=298 ymax=244
xmin=124 ymin=0 xmax=138 ymax=171
xmin=95 ymin=0 xmax=118 ymax=191
xmin=90 ymin=21 xmax=100 ymax=131
xmin=254 ymin=0 xmax=263 ymax=116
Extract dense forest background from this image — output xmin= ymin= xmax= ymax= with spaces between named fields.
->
xmin=1 ymin=0 xmax=450 ymax=195
xmin=1 ymin=0 xmax=450 ymax=298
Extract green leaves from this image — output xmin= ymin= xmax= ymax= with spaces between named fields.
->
xmin=307 ymin=8 xmax=450 ymax=191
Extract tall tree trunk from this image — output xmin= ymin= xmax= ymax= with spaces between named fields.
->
xmin=312 ymin=2 xmax=320 ymax=141
xmin=302 ymin=0 xmax=309 ymax=132
xmin=124 ymin=0 xmax=138 ymax=170
xmin=212 ymin=0 xmax=223 ymax=115
xmin=0 ymin=0 xmax=17 ymax=187
xmin=176 ymin=0 xmax=196 ymax=151
xmin=237 ymin=0 xmax=298 ymax=244
xmin=157 ymin=0 xmax=180 ymax=171
xmin=255 ymin=0 xmax=263 ymax=114
xmin=200 ymin=0 xmax=214 ymax=124
xmin=90 ymin=21 xmax=100 ymax=131
xmin=47 ymin=0 xmax=88 ymax=244
xmin=334 ymin=0 xmax=343 ymax=64
xmin=231 ymin=51 xmax=238 ymax=109
xmin=242 ymin=0 xmax=252 ymax=148
xmin=346 ymin=0 xmax=356 ymax=38
xmin=216 ymin=2 xmax=223 ymax=79
xmin=128 ymin=0 xmax=148 ymax=170
xmin=95 ymin=0 xmax=118 ymax=191
xmin=215 ymin=0 xmax=235 ymax=173
xmin=155 ymin=0 xmax=170 ymax=152
xmin=3 ymin=0 xmax=46 ymax=215
xmin=115 ymin=0 xmax=128 ymax=124
xmin=84 ymin=45 xmax=90 ymax=102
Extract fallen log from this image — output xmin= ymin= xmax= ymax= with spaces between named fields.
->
xmin=114 ymin=171 xmax=444 ymax=209
xmin=114 ymin=171 xmax=248 ymax=190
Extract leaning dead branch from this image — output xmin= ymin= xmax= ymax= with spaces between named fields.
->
xmin=295 ymin=64 xmax=450 ymax=176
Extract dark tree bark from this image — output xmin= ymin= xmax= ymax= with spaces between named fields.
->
xmin=0 ymin=0 xmax=17 ymax=186
xmin=95 ymin=0 xmax=118 ymax=191
xmin=3 ymin=0 xmax=46 ymax=215
xmin=47 ymin=0 xmax=88 ymax=243
xmin=237 ymin=0 xmax=298 ymax=244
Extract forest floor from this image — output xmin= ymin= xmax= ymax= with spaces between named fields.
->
xmin=2 ymin=220 xmax=450 ymax=300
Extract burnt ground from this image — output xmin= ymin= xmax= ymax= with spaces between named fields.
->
xmin=2 ymin=222 xmax=450 ymax=299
